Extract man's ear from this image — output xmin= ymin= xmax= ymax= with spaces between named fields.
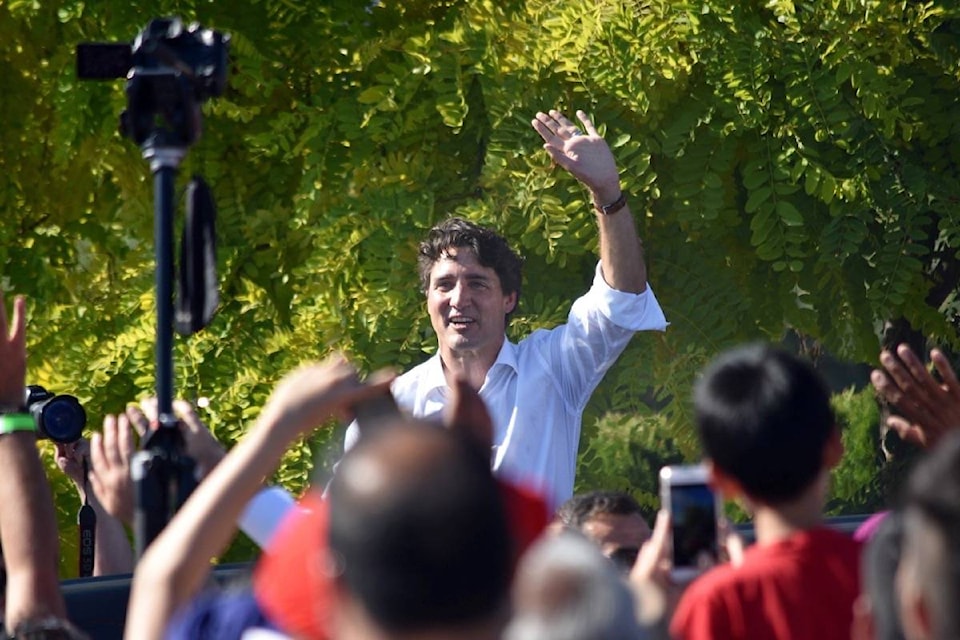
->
xmin=504 ymin=291 xmax=517 ymax=316
xmin=823 ymin=426 xmax=844 ymax=470
xmin=706 ymin=459 xmax=743 ymax=500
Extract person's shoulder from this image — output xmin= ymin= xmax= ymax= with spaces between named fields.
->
xmin=743 ymin=527 xmax=862 ymax=568
xmin=167 ymin=587 xmax=275 ymax=640
xmin=674 ymin=539 xmax=815 ymax=624
xmin=684 ymin=561 xmax=743 ymax=597
xmin=806 ymin=527 xmax=863 ymax=569
xmin=672 ymin=559 xmax=755 ymax=621
xmin=805 ymin=526 xmax=863 ymax=554
xmin=718 ymin=527 xmax=861 ymax=592
xmin=681 ymin=535 xmax=810 ymax=596
xmin=671 ymin=564 xmax=743 ymax=640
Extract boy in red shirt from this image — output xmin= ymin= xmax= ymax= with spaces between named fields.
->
xmin=670 ymin=343 xmax=861 ymax=640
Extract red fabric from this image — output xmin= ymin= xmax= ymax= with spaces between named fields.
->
xmin=670 ymin=527 xmax=862 ymax=640
xmin=499 ymin=480 xmax=550 ymax=565
xmin=253 ymin=481 xmax=548 ymax=640
xmin=253 ymin=492 xmax=331 ymax=640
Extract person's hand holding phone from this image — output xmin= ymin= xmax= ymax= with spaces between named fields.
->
xmin=629 ymin=465 xmax=742 ymax=636
xmin=630 ymin=510 xmax=680 ymax=631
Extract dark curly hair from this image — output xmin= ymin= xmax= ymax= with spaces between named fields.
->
xmin=558 ymin=490 xmax=644 ymax=529
xmin=417 ymin=217 xmax=524 ymax=314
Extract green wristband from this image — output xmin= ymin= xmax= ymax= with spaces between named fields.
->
xmin=0 ymin=413 xmax=36 ymax=434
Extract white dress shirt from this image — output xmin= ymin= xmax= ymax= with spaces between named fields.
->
xmin=344 ymin=263 xmax=667 ymax=510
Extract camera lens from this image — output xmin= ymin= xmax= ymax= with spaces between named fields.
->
xmin=25 ymin=386 xmax=87 ymax=444
xmin=38 ymin=396 xmax=86 ymax=443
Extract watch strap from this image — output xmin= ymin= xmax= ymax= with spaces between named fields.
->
xmin=594 ymin=192 xmax=627 ymax=216
xmin=0 ymin=413 xmax=36 ymax=434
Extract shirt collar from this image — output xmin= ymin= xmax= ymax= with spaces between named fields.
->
xmin=491 ymin=336 xmax=519 ymax=374
xmin=422 ymin=336 xmax=520 ymax=394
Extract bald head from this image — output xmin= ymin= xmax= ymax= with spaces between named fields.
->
xmin=507 ymin=533 xmax=645 ymax=640
xmin=328 ymin=422 xmax=512 ymax=635
xmin=336 ymin=421 xmax=458 ymax=497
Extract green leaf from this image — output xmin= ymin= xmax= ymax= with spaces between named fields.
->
xmin=745 ymin=186 xmax=772 ymax=213
xmin=776 ymin=201 xmax=804 ymax=227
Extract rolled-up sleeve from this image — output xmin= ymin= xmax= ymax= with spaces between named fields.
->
xmin=582 ymin=262 xmax=668 ymax=332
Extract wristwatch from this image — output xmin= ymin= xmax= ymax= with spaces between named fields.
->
xmin=594 ymin=192 xmax=628 ymax=216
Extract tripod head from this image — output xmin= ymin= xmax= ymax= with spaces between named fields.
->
xmin=78 ymin=17 xmax=229 ymax=148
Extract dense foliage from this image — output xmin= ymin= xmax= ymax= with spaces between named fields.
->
xmin=2 ymin=0 xmax=958 ymax=574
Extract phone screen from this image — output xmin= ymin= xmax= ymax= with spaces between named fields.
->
xmin=670 ymin=482 xmax=719 ymax=569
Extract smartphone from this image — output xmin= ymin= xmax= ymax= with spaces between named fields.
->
xmin=659 ymin=464 xmax=720 ymax=582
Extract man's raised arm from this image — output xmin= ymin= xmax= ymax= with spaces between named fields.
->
xmin=531 ymin=109 xmax=647 ymax=294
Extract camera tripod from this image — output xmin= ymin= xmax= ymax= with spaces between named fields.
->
xmin=79 ymin=17 xmax=229 ymax=556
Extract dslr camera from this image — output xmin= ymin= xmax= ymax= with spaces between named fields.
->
xmin=24 ymin=385 xmax=87 ymax=444
xmin=76 ymin=16 xmax=230 ymax=146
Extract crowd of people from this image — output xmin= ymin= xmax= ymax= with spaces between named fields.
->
xmin=1 ymin=109 xmax=958 ymax=640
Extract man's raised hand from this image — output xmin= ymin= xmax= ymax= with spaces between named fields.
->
xmin=531 ymin=109 xmax=621 ymax=203
xmin=871 ymin=343 xmax=960 ymax=449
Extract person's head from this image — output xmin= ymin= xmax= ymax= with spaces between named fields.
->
xmin=897 ymin=431 xmax=960 ymax=640
xmin=693 ymin=343 xmax=840 ymax=506
xmin=418 ymin=217 xmax=523 ymax=304
xmin=9 ymin=617 xmax=90 ymax=640
xmin=418 ymin=218 xmax=523 ymax=359
xmin=556 ymin=491 xmax=650 ymax=573
xmin=327 ymin=421 xmax=513 ymax=638
xmin=505 ymin=532 xmax=646 ymax=640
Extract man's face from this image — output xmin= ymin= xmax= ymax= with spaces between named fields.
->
xmin=581 ymin=512 xmax=651 ymax=573
xmin=426 ymin=247 xmax=516 ymax=360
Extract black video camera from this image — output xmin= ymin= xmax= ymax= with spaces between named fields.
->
xmin=24 ymin=385 xmax=87 ymax=444
xmin=76 ymin=17 xmax=230 ymax=146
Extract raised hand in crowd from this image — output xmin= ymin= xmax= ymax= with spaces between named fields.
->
xmin=629 ymin=510 xmax=677 ymax=640
xmin=126 ymin=355 xmax=394 ymax=640
xmin=85 ymin=397 xmax=227 ymax=528
xmin=0 ymin=294 xmax=27 ymax=413
xmin=55 ymin=439 xmax=134 ymax=576
xmin=871 ymin=343 xmax=960 ymax=449
xmin=443 ymin=375 xmax=493 ymax=453
xmin=128 ymin=397 xmax=226 ymax=479
xmin=0 ymin=293 xmax=70 ymax=634
xmin=628 ymin=510 xmax=745 ymax=638
xmin=86 ymin=413 xmax=136 ymax=526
